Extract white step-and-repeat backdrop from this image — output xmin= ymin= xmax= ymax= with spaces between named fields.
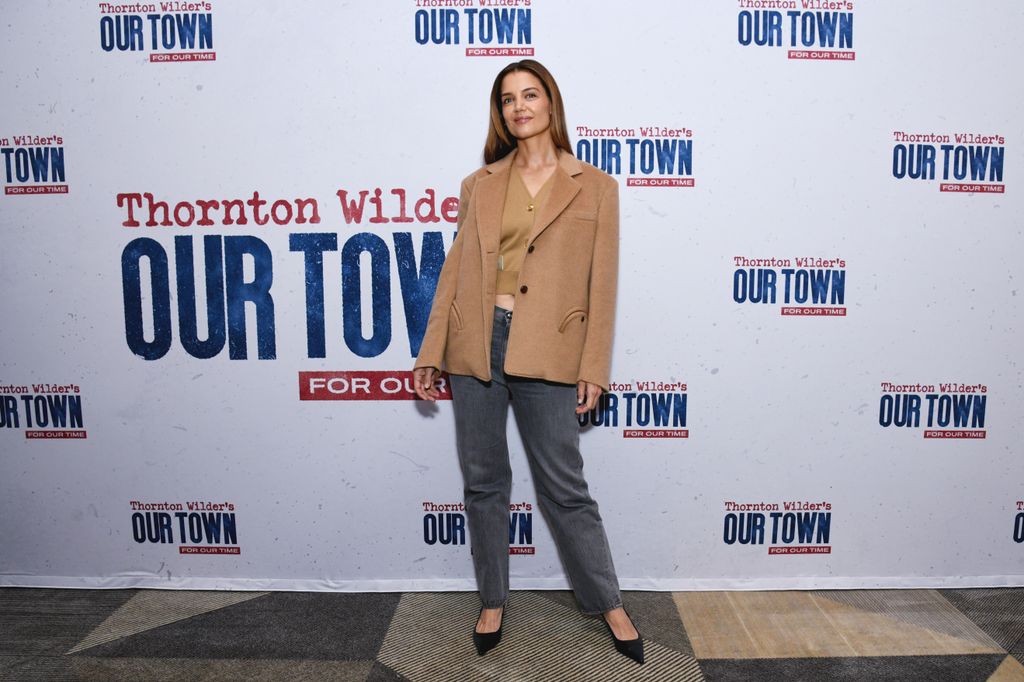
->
xmin=1 ymin=2 xmax=1021 ymax=591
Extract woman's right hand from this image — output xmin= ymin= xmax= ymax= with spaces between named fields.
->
xmin=413 ymin=366 xmax=441 ymax=401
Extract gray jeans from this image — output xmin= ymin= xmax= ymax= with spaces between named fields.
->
xmin=449 ymin=306 xmax=622 ymax=615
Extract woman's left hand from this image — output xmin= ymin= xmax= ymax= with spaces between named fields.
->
xmin=575 ymin=381 xmax=602 ymax=415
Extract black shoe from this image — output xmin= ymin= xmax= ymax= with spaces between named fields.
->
xmin=604 ymin=612 xmax=644 ymax=664
xmin=472 ymin=607 xmax=503 ymax=656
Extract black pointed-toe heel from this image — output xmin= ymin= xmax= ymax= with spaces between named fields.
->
xmin=472 ymin=607 xmax=503 ymax=656
xmin=604 ymin=613 xmax=645 ymax=664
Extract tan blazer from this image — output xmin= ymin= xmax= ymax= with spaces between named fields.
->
xmin=415 ymin=149 xmax=619 ymax=390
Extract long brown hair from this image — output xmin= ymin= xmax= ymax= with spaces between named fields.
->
xmin=483 ymin=60 xmax=574 ymax=164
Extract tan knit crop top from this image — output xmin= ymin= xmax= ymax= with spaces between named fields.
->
xmin=496 ymin=166 xmax=555 ymax=294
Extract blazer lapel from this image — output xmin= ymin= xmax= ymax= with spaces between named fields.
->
xmin=475 ymin=153 xmax=514 ymax=256
xmin=527 ymin=151 xmax=582 ymax=244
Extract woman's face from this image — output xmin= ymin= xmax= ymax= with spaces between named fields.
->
xmin=500 ymin=70 xmax=552 ymax=143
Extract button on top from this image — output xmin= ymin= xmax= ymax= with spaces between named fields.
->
xmin=519 ymin=285 xmax=528 ymax=294
xmin=527 ymin=244 xmax=535 ymax=253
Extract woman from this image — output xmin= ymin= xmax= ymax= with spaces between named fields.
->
xmin=413 ymin=60 xmax=643 ymax=665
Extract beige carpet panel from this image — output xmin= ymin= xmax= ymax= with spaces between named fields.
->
xmin=988 ymin=655 xmax=1024 ymax=682
xmin=674 ymin=590 xmax=1005 ymax=659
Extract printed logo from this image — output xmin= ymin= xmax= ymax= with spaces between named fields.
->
xmin=732 ymin=256 xmax=847 ymax=316
xmin=1 ymin=135 xmax=67 ymax=196
xmin=575 ymin=125 xmax=694 ymax=188
xmin=892 ymin=131 xmax=1006 ymax=193
xmin=413 ymin=2 xmax=533 ymax=57
xmin=0 ymin=383 xmax=86 ymax=439
xmin=299 ymin=370 xmax=451 ymax=400
xmin=99 ymin=3 xmax=215 ymax=62
xmin=130 ymin=500 xmax=239 ymax=554
xmin=723 ymin=500 xmax=833 ymax=555
xmin=579 ymin=379 xmax=688 ymax=439
xmin=737 ymin=2 xmax=855 ymax=60
xmin=422 ymin=500 xmax=535 ymax=554
xmin=878 ymin=382 xmax=987 ymax=439
xmin=116 ymin=185 xmax=455 ymax=361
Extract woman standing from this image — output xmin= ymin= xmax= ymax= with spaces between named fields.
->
xmin=413 ymin=60 xmax=642 ymax=665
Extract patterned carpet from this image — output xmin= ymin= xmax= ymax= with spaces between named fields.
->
xmin=1 ymin=587 xmax=1022 ymax=681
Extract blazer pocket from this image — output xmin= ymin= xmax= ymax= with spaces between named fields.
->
xmin=563 ymin=210 xmax=597 ymax=222
xmin=558 ymin=307 xmax=588 ymax=333
xmin=449 ymin=301 xmax=465 ymax=331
